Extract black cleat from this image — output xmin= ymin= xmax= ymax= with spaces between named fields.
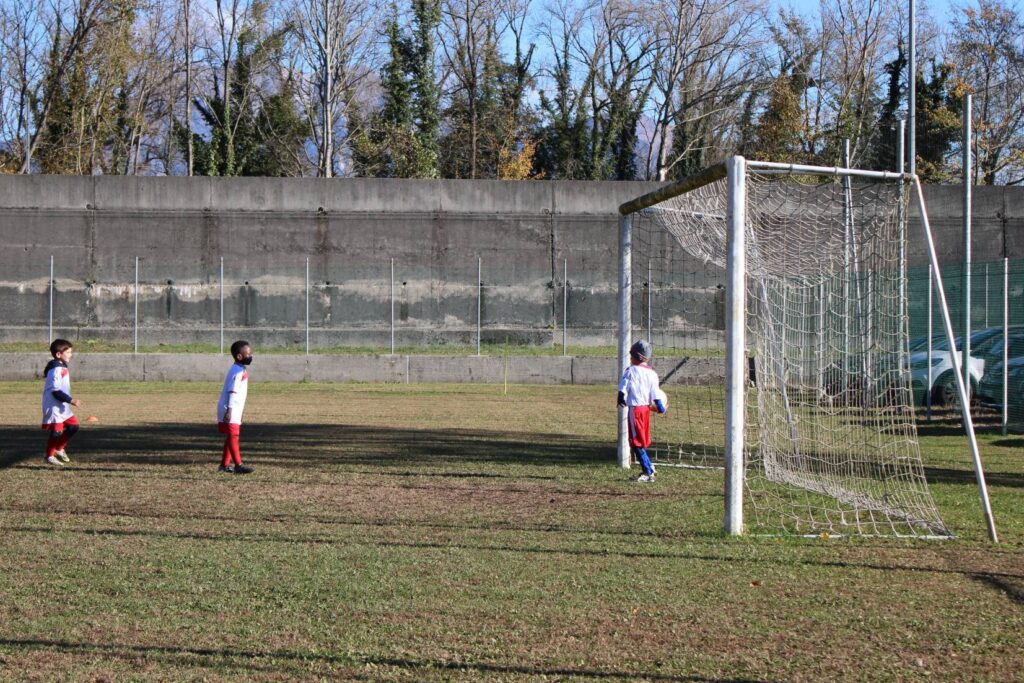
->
xmin=218 ymin=465 xmax=235 ymax=473
xmin=233 ymin=464 xmax=254 ymax=474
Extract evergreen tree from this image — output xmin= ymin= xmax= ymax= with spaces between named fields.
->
xmin=914 ymin=60 xmax=962 ymax=183
xmin=749 ymin=70 xmax=806 ymax=163
xmin=869 ymin=43 xmax=907 ymax=173
xmin=177 ymin=19 xmax=307 ymax=176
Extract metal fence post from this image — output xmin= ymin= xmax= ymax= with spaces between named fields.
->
xmin=1003 ymin=257 xmax=1009 ymax=435
xmin=305 ymin=257 xmax=310 ymax=356
xmin=477 ymin=256 xmax=482 ymax=356
xmin=563 ymin=258 xmax=568 ymax=356
xmin=48 ymin=255 xmax=54 ymax=342
xmin=134 ymin=256 xmax=139 ymax=354
xmin=219 ymin=256 xmax=224 ymax=354
xmin=391 ymin=258 xmax=395 ymax=355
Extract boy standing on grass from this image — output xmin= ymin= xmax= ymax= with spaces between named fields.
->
xmin=41 ymin=339 xmax=82 ymax=466
xmin=217 ymin=340 xmax=254 ymax=474
xmin=618 ymin=339 xmax=666 ymax=483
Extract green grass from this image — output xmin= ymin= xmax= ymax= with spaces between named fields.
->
xmin=0 ymin=381 xmax=1021 ymax=681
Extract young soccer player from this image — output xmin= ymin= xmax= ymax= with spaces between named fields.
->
xmin=216 ymin=340 xmax=255 ymax=474
xmin=617 ymin=339 xmax=666 ymax=483
xmin=41 ymin=339 xmax=82 ymax=466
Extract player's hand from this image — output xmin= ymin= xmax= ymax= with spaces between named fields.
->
xmin=71 ymin=398 xmax=82 ymax=407
xmin=223 ymin=408 xmax=232 ymax=423
xmin=617 ymin=391 xmax=626 ymax=407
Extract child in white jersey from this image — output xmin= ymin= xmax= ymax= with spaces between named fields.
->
xmin=41 ymin=339 xmax=82 ymax=466
xmin=217 ymin=340 xmax=254 ymax=474
xmin=618 ymin=339 xmax=666 ymax=482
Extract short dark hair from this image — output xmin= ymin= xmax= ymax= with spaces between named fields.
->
xmin=230 ymin=340 xmax=251 ymax=358
xmin=49 ymin=339 xmax=73 ymax=357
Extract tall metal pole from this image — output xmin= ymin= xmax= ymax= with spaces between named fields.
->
xmin=134 ymin=256 xmax=139 ymax=354
xmin=724 ymin=156 xmax=747 ymax=536
xmin=909 ymin=0 xmax=917 ymax=177
xmin=477 ymin=256 xmax=482 ymax=356
xmin=963 ymin=94 xmax=973 ymax=397
xmin=1003 ymin=257 xmax=1009 ymax=435
xmin=927 ymin=263 xmax=933 ymax=419
xmin=562 ymin=258 xmax=568 ymax=356
xmin=914 ymin=177 xmax=997 ymax=543
xmin=898 ymin=119 xmax=909 ymax=369
xmin=48 ymin=255 xmax=54 ymax=342
xmin=219 ymin=256 xmax=224 ymax=354
xmin=617 ymin=215 xmax=632 ymax=469
xmin=647 ymin=260 xmax=653 ymax=343
xmin=390 ymin=258 xmax=395 ymax=355
xmin=305 ymin=257 xmax=310 ymax=356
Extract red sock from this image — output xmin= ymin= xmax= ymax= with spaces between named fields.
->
xmin=46 ymin=433 xmax=62 ymax=458
xmin=222 ymin=437 xmax=233 ymax=467
xmin=229 ymin=434 xmax=242 ymax=466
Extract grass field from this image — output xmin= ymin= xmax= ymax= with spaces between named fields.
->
xmin=0 ymin=380 xmax=1022 ymax=681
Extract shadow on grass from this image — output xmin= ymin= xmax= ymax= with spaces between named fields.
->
xmin=970 ymin=573 xmax=1024 ymax=606
xmin=6 ymin=521 xmax=1023 ymax=581
xmin=0 ymin=637 xmax=749 ymax=682
xmin=0 ymin=422 xmax=616 ymax=471
xmin=923 ymin=466 xmax=1024 ymax=489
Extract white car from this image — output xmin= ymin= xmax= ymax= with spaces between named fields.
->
xmin=908 ymin=327 xmax=1013 ymax=406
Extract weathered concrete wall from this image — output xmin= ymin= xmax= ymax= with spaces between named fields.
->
xmin=0 ymin=176 xmax=1020 ymax=349
xmin=0 ymin=177 xmax=659 ymax=348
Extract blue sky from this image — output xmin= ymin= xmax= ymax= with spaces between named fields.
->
xmin=776 ymin=0 xmax=962 ymax=26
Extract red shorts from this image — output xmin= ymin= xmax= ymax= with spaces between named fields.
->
xmin=41 ymin=415 xmax=79 ymax=432
xmin=627 ymin=405 xmax=652 ymax=448
xmin=218 ymin=422 xmax=241 ymax=436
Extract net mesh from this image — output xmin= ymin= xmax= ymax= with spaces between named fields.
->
xmin=633 ymin=169 xmax=950 ymax=537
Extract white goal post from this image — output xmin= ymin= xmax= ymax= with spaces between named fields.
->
xmin=617 ymin=156 xmax=998 ymax=540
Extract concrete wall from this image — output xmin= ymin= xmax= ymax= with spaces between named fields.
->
xmin=0 ymin=175 xmax=1021 ymax=349
xmin=0 ymin=176 xmax=658 ymax=348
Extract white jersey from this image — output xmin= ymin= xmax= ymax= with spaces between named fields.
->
xmin=217 ymin=363 xmax=249 ymax=424
xmin=41 ymin=360 xmax=75 ymax=424
xmin=618 ymin=363 xmax=660 ymax=407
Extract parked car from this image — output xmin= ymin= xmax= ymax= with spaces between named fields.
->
xmin=907 ymin=327 xmax=1023 ymax=406
xmin=974 ymin=334 xmax=1024 ymax=407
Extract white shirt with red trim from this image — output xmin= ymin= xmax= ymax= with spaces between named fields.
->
xmin=217 ymin=363 xmax=249 ymax=424
xmin=618 ymin=363 xmax=660 ymax=407
xmin=41 ymin=361 xmax=74 ymax=424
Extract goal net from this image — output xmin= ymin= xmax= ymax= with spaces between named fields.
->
xmin=621 ymin=159 xmax=950 ymax=537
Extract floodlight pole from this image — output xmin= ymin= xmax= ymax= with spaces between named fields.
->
xmin=914 ymin=177 xmax=998 ymax=543
xmin=724 ymin=155 xmax=747 ymax=536
xmin=909 ymin=0 xmax=917 ymax=177
xmin=963 ymin=94 xmax=973 ymax=396
xmin=617 ymin=214 xmax=632 ymax=469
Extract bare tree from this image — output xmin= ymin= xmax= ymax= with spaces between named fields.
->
xmin=646 ymin=0 xmax=763 ymax=180
xmin=950 ymin=0 xmax=1024 ymax=185
xmin=0 ymin=0 xmax=121 ymax=173
xmin=438 ymin=0 xmax=500 ymax=178
xmin=293 ymin=0 xmax=378 ymax=177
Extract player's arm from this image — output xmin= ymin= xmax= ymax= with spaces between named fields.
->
xmin=47 ymin=369 xmax=80 ymax=406
xmin=617 ymin=371 xmax=629 ymax=407
xmin=652 ymin=382 xmax=666 ymax=414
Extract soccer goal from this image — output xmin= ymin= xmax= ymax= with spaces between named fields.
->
xmin=618 ymin=156 xmax=997 ymax=539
